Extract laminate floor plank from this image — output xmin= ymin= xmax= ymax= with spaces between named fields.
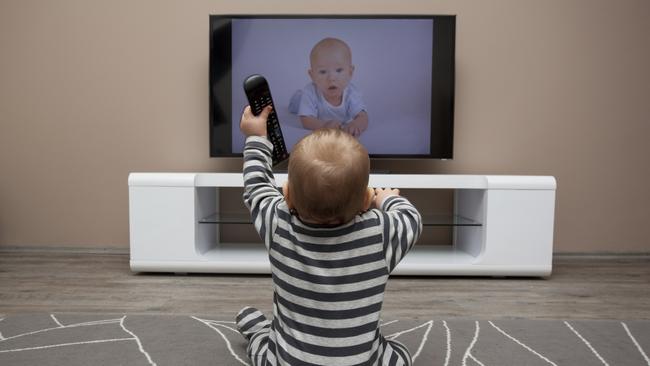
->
xmin=1 ymin=251 xmax=648 ymax=320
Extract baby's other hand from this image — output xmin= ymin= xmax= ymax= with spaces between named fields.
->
xmin=343 ymin=111 xmax=368 ymax=138
xmin=240 ymin=105 xmax=271 ymax=137
xmin=323 ymin=120 xmax=342 ymax=129
xmin=373 ymin=188 xmax=401 ymax=209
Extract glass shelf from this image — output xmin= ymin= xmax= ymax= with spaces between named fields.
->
xmin=199 ymin=212 xmax=481 ymax=227
xmin=421 ymin=214 xmax=481 ymax=226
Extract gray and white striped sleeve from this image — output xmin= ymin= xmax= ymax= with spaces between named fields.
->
xmin=242 ymin=136 xmax=283 ymax=249
xmin=380 ymin=196 xmax=423 ymax=272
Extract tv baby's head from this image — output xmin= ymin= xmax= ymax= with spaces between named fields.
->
xmin=308 ymin=37 xmax=355 ymax=106
xmin=284 ymin=128 xmax=374 ymax=225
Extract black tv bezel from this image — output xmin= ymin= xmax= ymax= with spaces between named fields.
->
xmin=209 ymin=15 xmax=455 ymax=159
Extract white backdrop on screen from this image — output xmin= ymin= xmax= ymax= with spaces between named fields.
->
xmin=231 ymin=18 xmax=433 ymax=155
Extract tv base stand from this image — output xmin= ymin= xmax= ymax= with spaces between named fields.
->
xmin=128 ymin=173 xmax=556 ymax=276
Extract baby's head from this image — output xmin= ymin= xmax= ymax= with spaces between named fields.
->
xmin=308 ymin=38 xmax=355 ymax=103
xmin=284 ymin=128 xmax=373 ymax=224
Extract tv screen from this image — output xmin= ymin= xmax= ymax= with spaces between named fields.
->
xmin=210 ymin=15 xmax=455 ymax=159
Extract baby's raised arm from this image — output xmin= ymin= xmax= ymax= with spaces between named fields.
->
xmin=240 ymin=105 xmax=283 ymax=250
xmin=374 ymin=188 xmax=423 ymax=272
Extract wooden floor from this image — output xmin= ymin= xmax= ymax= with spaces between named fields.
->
xmin=1 ymin=250 xmax=649 ymax=320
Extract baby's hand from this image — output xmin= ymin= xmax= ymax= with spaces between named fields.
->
xmin=240 ymin=105 xmax=272 ymax=137
xmin=342 ymin=113 xmax=368 ymax=138
xmin=373 ymin=188 xmax=401 ymax=209
xmin=343 ymin=121 xmax=362 ymax=137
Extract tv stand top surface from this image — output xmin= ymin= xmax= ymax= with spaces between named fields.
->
xmin=129 ymin=173 xmax=556 ymax=190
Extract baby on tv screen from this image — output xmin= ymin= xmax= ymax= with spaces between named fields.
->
xmin=210 ymin=15 xmax=455 ymax=159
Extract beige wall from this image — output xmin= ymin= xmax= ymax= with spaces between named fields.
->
xmin=1 ymin=0 xmax=649 ymax=252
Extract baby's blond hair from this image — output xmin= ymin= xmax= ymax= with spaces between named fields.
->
xmin=288 ymin=128 xmax=369 ymax=224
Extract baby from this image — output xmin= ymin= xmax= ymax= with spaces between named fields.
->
xmin=237 ymin=105 xmax=422 ymax=365
xmin=289 ymin=37 xmax=368 ymax=137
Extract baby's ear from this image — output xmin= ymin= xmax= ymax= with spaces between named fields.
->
xmin=283 ymin=181 xmax=294 ymax=210
xmin=362 ymin=187 xmax=374 ymax=211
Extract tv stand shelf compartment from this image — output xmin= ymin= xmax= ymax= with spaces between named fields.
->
xmin=128 ymin=173 xmax=556 ymax=276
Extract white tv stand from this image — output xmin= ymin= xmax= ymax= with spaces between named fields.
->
xmin=128 ymin=173 xmax=556 ymax=276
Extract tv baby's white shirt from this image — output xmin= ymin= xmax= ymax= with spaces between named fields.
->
xmin=296 ymin=82 xmax=366 ymax=124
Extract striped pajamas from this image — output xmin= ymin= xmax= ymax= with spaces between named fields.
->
xmin=239 ymin=136 xmax=422 ymax=366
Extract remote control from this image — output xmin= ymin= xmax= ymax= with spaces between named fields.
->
xmin=243 ymin=74 xmax=289 ymax=166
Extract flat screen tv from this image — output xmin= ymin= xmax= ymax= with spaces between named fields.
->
xmin=210 ymin=15 xmax=455 ymax=159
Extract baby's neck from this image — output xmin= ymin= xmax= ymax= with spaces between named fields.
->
xmin=297 ymin=214 xmax=343 ymax=226
xmin=324 ymin=94 xmax=343 ymax=107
